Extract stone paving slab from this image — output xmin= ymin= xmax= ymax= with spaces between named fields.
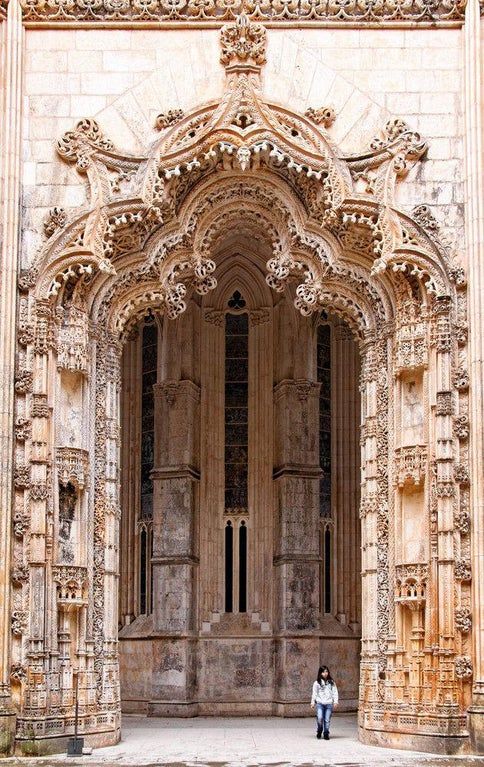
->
xmin=4 ymin=716 xmax=484 ymax=767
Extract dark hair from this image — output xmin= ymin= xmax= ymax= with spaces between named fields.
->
xmin=317 ymin=665 xmax=334 ymax=686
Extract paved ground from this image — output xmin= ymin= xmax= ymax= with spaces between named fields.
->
xmin=5 ymin=715 xmax=484 ymax=767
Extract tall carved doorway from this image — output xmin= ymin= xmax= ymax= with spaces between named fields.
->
xmin=118 ymin=245 xmax=362 ymax=715
xmin=11 ymin=12 xmax=472 ymax=756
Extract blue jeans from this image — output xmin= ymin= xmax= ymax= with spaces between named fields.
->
xmin=315 ymin=702 xmax=333 ymax=736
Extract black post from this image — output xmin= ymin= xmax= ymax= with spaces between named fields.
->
xmin=67 ymin=670 xmax=84 ymax=756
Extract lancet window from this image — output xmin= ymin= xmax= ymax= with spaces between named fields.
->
xmin=139 ymin=321 xmax=157 ymax=615
xmin=224 ymin=301 xmax=249 ymax=613
xmin=318 ymin=322 xmax=332 ymax=614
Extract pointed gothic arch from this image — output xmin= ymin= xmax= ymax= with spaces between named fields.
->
xmin=11 ymin=13 xmax=472 ymax=756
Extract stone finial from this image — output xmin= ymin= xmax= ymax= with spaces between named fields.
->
xmin=220 ymin=14 xmax=266 ymax=70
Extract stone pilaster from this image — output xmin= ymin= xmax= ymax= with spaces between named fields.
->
xmin=273 ymin=378 xmax=321 ymax=714
xmin=465 ymin=0 xmax=484 ymax=752
xmin=0 ymin=0 xmax=23 ymax=753
xmin=150 ymin=378 xmax=200 ymax=716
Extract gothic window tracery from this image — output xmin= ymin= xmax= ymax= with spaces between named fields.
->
xmin=317 ymin=322 xmax=332 ymax=614
xmin=139 ymin=320 xmax=157 ymax=615
xmin=224 ymin=297 xmax=249 ymax=613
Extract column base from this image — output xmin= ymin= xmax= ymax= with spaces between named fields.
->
xmin=468 ymin=705 xmax=484 ymax=754
xmin=359 ymin=724 xmax=470 ymax=755
xmin=0 ymin=709 xmax=16 ymax=756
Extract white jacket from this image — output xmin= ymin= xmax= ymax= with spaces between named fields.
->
xmin=311 ymin=679 xmax=339 ymax=706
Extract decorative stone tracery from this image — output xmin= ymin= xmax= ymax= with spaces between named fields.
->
xmin=8 ymin=11 xmax=473 ymax=757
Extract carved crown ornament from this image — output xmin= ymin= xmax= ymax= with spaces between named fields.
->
xmin=24 ymin=15 xmax=463 ymax=341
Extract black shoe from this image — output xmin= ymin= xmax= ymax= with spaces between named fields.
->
xmin=316 ymin=733 xmax=321 ymax=739
xmin=323 ymin=732 xmax=329 ymax=740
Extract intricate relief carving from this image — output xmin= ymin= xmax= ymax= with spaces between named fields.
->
xmin=44 ymin=207 xmax=67 ymax=238
xmin=395 ymin=563 xmax=428 ymax=609
xmin=15 ymin=418 xmax=31 ymax=442
xmin=454 ymin=414 xmax=469 ymax=440
xmin=56 ymin=306 xmax=89 ymax=374
xmin=56 ymin=447 xmax=89 ymax=489
xmin=220 ymin=15 xmax=266 ymax=69
xmin=52 ymin=565 xmax=88 ymax=606
xmin=204 ymin=309 xmax=224 ymax=326
xmin=454 ymin=559 xmax=472 ymax=582
xmin=369 ymin=119 xmax=427 ymax=176
xmin=305 ymin=106 xmax=335 ymax=128
xmin=155 ymin=110 xmax=184 ymax=131
xmin=394 ymin=319 xmax=428 ymax=372
xmin=454 ymin=463 xmax=469 ymax=485
xmin=15 ymin=369 xmax=33 ymax=395
xmin=394 ymin=445 xmax=427 ymax=487
xmin=19 ymin=0 xmax=468 ymax=23
xmin=455 ymin=656 xmax=472 ymax=679
xmin=11 ymin=562 xmax=29 ymax=585
xmin=11 ymin=610 xmax=28 ymax=636
xmin=249 ymin=308 xmax=270 ymax=327
xmin=454 ymin=368 xmax=469 ymax=391
xmin=454 ymin=510 xmax=471 ymax=535
xmin=31 ymin=393 xmax=50 ymax=418
xmin=57 ymin=118 xmax=114 ymax=172
xmin=412 ymin=204 xmax=439 ymax=232
xmin=455 ymin=608 xmax=472 ymax=633
xmin=10 ymin=664 xmax=27 ymax=683
xmin=436 ymin=391 xmax=453 ymax=416
xmin=14 ymin=464 xmax=30 ymax=489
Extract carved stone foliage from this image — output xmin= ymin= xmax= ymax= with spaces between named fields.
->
xmin=220 ymin=15 xmax=266 ymax=68
xmin=44 ymin=207 xmax=67 ymax=238
xmin=455 ymin=608 xmax=472 ymax=633
xmin=57 ymin=118 xmax=114 ymax=172
xmin=155 ymin=109 xmax=184 ymax=131
xmin=305 ymin=106 xmax=335 ymax=128
xmin=454 ymin=558 xmax=472 ymax=582
xmin=19 ymin=0 xmax=468 ymax=23
xmin=454 ymin=656 xmax=472 ymax=679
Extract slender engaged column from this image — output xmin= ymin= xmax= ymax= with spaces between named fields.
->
xmin=0 ymin=0 xmax=23 ymax=753
xmin=465 ymin=0 xmax=484 ymax=752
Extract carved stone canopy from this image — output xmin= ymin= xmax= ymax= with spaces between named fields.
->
xmin=28 ymin=16 xmax=462 ymax=341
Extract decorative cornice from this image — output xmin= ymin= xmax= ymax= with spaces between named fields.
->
xmin=18 ymin=0 xmax=471 ymax=24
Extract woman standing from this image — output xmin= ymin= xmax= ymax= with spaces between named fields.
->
xmin=310 ymin=665 xmax=339 ymax=740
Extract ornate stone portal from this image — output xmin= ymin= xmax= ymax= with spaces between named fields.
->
xmin=3 ymin=11 xmax=479 ymax=757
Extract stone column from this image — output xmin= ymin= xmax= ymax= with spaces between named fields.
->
xmin=465 ymin=0 xmax=484 ymax=752
xmin=358 ymin=335 xmax=381 ymax=721
xmin=332 ymin=321 xmax=361 ymax=630
xmin=273 ymin=378 xmax=321 ymax=715
xmin=119 ymin=332 xmax=141 ymax=624
xmin=0 ymin=0 xmax=23 ymax=753
xmin=150 ymin=307 xmax=200 ymax=716
xmin=248 ymin=309 xmax=273 ymax=621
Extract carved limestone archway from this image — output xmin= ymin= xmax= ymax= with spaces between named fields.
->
xmin=12 ymin=13 xmax=471 ymax=755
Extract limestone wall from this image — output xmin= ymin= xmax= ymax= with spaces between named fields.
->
xmin=22 ymin=26 xmax=464 ymax=268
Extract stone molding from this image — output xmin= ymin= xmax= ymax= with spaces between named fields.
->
xmin=16 ymin=0 xmax=477 ymax=24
